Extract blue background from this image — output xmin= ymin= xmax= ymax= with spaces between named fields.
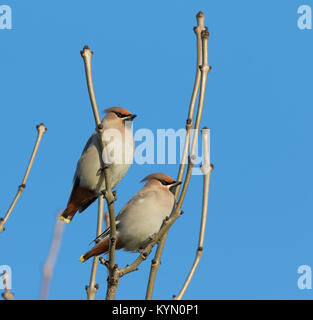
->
xmin=1 ymin=0 xmax=313 ymax=300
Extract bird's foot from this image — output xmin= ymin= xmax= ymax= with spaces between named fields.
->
xmin=139 ymin=234 xmax=156 ymax=251
xmin=100 ymin=190 xmax=117 ymax=205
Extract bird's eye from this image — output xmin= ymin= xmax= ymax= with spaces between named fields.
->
xmin=160 ymin=180 xmax=171 ymax=186
xmin=114 ymin=112 xmax=124 ymax=118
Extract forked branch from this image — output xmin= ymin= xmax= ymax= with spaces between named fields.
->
xmin=145 ymin=12 xmax=211 ymax=299
xmin=176 ymin=11 xmax=206 ymax=196
xmin=80 ymin=46 xmax=117 ymax=300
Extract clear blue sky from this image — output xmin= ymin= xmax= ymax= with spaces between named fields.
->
xmin=1 ymin=0 xmax=313 ymax=300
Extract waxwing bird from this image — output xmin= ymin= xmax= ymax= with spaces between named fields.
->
xmin=61 ymin=107 xmax=136 ymax=223
xmin=79 ymin=173 xmax=182 ymax=262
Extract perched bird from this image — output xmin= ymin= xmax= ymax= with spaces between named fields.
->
xmin=61 ymin=107 xmax=136 ymax=223
xmin=79 ymin=173 xmax=181 ymax=262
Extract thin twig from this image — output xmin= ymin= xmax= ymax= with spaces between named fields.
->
xmin=174 ymin=128 xmax=213 ymax=300
xmin=0 ymin=123 xmax=47 ymax=233
xmin=40 ymin=212 xmax=65 ymax=300
xmin=145 ymin=13 xmax=211 ymax=300
xmin=85 ymin=196 xmax=104 ymax=300
xmin=104 ymin=211 xmax=110 ymax=228
xmin=144 ymin=237 xmax=166 ymax=300
xmin=175 ymin=11 xmax=206 ymax=198
xmin=80 ymin=45 xmax=117 ymax=300
xmin=1 ymin=272 xmax=14 ymax=300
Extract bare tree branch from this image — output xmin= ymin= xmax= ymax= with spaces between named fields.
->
xmin=0 ymin=123 xmax=47 ymax=233
xmin=80 ymin=46 xmax=117 ymax=300
xmin=104 ymin=211 xmax=110 ymax=228
xmin=175 ymin=11 xmax=206 ymax=197
xmin=1 ymin=272 xmax=14 ymax=300
xmin=174 ymin=128 xmax=213 ymax=300
xmin=85 ymin=196 xmax=104 ymax=300
xmin=145 ymin=12 xmax=211 ymax=300
xmin=40 ymin=212 xmax=65 ymax=300
xmin=145 ymin=12 xmax=206 ymax=300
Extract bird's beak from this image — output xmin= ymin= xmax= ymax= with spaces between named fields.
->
xmin=169 ymin=181 xmax=182 ymax=194
xmin=124 ymin=114 xmax=137 ymax=121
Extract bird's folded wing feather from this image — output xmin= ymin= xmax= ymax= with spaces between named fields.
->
xmin=90 ymin=190 xmax=156 ymax=245
xmin=90 ymin=220 xmax=120 ymax=245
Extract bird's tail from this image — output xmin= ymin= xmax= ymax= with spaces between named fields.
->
xmin=61 ymin=178 xmax=97 ymax=224
xmin=79 ymin=238 xmax=110 ymax=262
xmin=79 ymin=235 xmax=123 ymax=262
xmin=60 ymin=205 xmax=76 ymax=224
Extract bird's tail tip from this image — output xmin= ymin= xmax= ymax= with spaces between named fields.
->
xmin=60 ymin=215 xmax=71 ymax=224
xmin=79 ymin=254 xmax=87 ymax=263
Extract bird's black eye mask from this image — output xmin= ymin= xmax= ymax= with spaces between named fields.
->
xmin=113 ymin=111 xmax=127 ymax=118
xmin=160 ymin=180 xmax=174 ymax=186
xmin=113 ymin=112 xmax=137 ymax=122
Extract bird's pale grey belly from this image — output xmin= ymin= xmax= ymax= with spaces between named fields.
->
xmin=76 ymin=134 xmax=133 ymax=192
xmin=118 ymin=195 xmax=174 ymax=252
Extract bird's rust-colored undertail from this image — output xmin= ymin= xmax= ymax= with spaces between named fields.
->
xmin=61 ymin=178 xmax=97 ymax=223
xmin=82 ymin=237 xmax=124 ymax=261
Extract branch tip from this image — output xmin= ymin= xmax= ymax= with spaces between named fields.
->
xmin=36 ymin=123 xmax=47 ymax=134
xmin=196 ymin=11 xmax=204 ymax=19
xmin=196 ymin=11 xmax=205 ymax=27
xmin=1 ymin=122 xmax=47 ymax=232
xmin=80 ymin=45 xmax=93 ymax=57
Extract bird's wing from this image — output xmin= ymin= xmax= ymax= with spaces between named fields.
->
xmin=73 ymin=132 xmax=101 ymax=184
xmin=89 ymin=191 xmax=156 ymax=244
xmin=115 ymin=189 xmax=157 ymax=220
xmin=78 ymin=196 xmax=97 ymax=213
xmin=81 ymin=132 xmax=98 ymax=154
xmin=89 ymin=220 xmax=120 ymax=245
